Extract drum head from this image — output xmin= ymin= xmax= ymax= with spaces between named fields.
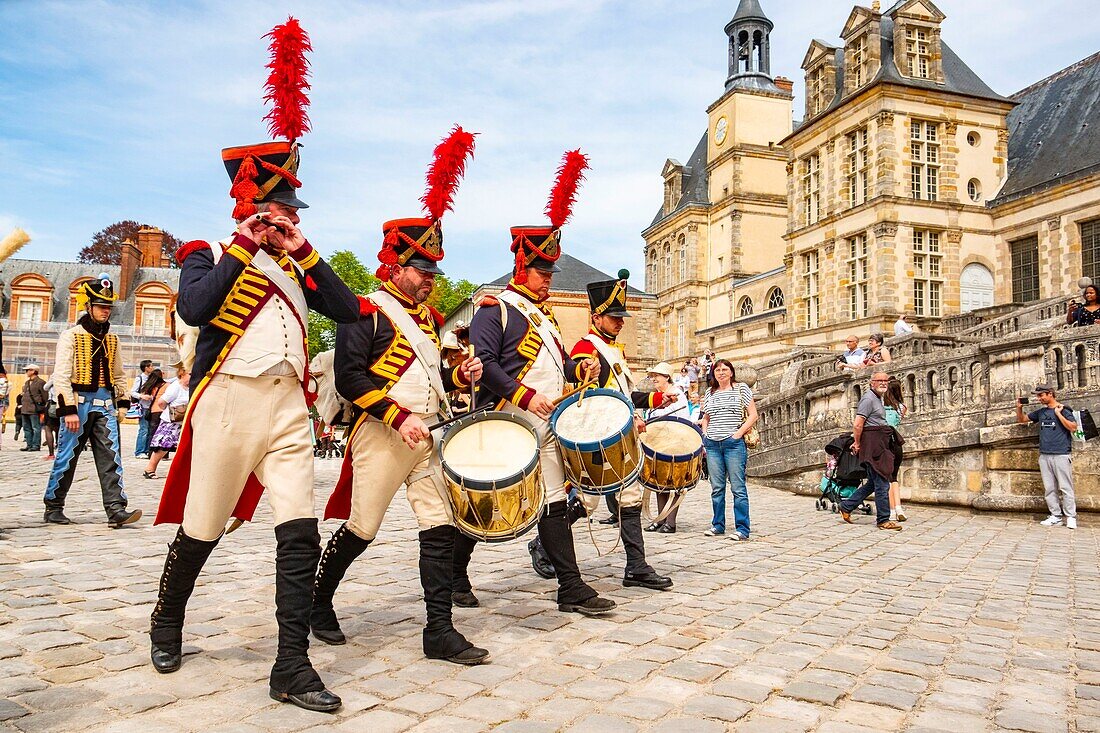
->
xmin=553 ymin=391 xmax=632 ymax=449
xmin=441 ymin=414 xmax=537 ymax=484
xmin=642 ymin=418 xmax=703 ymax=459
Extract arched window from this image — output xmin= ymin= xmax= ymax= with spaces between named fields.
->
xmin=738 ymin=297 xmax=754 ymax=317
xmin=766 ymin=287 xmax=784 ymax=309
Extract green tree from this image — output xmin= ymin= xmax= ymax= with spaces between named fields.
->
xmin=307 ymin=250 xmax=378 ymax=356
xmin=427 ymin=277 xmax=477 ymax=316
xmin=306 ymin=250 xmax=475 ymax=357
xmin=78 ymin=220 xmax=184 ymax=267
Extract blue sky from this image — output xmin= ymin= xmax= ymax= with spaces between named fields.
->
xmin=1 ymin=0 xmax=1096 ymax=285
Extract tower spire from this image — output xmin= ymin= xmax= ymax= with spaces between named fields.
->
xmin=724 ymin=0 xmax=780 ymax=93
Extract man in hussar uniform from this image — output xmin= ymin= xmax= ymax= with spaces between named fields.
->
xmin=453 ymin=150 xmax=616 ymax=616
xmin=308 ymin=127 xmax=491 ymax=665
xmin=527 ymin=270 xmax=673 ymax=591
xmin=43 ymin=274 xmax=141 ymax=528
xmin=148 ymin=19 xmax=359 ymax=714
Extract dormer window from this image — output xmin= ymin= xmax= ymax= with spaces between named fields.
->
xmin=852 ymin=35 xmax=866 ymax=88
xmin=905 ymin=28 xmax=931 ymax=79
xmin=807 ymin=65 xmax=827 ymax=116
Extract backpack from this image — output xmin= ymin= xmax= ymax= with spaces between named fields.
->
xmin=1077 ymin=408 xmax=1099 ymax=441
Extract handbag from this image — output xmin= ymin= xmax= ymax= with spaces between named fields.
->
xmin=168 ymin=404 xmax=187 ymax=423
xmin=737 ymin=383 xmax=761 ymax=449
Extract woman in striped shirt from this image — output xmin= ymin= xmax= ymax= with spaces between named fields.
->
xmin=700 ymin=359 xmax=758 ymax=540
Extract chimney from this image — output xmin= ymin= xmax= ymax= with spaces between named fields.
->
xmin=119 ymin=238 xmax=142 ymax=301
xmin=136 ymin=227 xmax=167 ymax=268
xmin=774 ymin=76 xmax=794 ymax=94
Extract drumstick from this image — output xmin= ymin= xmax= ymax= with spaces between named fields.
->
xmin=552 ymin=374 xmax=597 ymax=407
xmin=469 ymin=345 xmax=483 ymax=451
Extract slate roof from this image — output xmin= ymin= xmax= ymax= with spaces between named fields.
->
xmin=649 ymin=131 xmax=711 ymax=229
xmin=792 ymin=12 xmax=1010 ymax=138
xmin=731 ymin=0 xmax=770 ymax=25
xmin=0 ymin=258 xmax=179 ymax=325
xmin=487 ymin=253 xmax=645 ymax=295
xmin=992 ymin=52 xmax=1100 ymax=205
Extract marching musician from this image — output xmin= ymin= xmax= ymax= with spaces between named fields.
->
xmin=309 ymin=128 xmax=491 ymax=666
xmin=149 ymin=19 xmax=358 ymax=714
xmin=43 ymin=274 xmax=141 ymax=529
xmin=455 ymin=151 xmax=617 ymax=617
xmin=527 ymin=271 xmax=673 ymax=590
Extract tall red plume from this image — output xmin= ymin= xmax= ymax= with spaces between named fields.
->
xmin=262 ymin=17 xmax=313 ymax=141
xmin=545 ymin=149 xmax=589 ymax=229
xmin=420 ymin=125 xmax=478 ymax=222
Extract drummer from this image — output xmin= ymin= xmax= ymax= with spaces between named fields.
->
xmin=527 ymin=271 xmax=674 ymax=590
xmin=457 ymin=150 xmax=617 ymax=617
xmin=644 ymin=361 xmax=689 ymax=533
xmin=311 ymin=126 xmax=491 ymax=665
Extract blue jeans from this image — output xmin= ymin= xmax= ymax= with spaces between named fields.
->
xmin=135 ymin=413 xmax=150 ymax=456
xmin=704 ymin=436 xmax=749 ymax=537
xmin=22 ymin=413 xmax=42 ymax=450
xmin=840 ymin=466 xmax=891 ymax=525
xmin=44 ymin=388 xmax=127 ymax=516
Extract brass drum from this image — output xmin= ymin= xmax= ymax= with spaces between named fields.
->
xmin=639 ymin=416 xmax=704 ymax=492
xmin=438 ymin=411 xmax=544 ymax=543
xmin=551 ymin=388 xmax=641 ymax=496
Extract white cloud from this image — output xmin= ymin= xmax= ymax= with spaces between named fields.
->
xmin=0 ymin=0 xmax=1096 ymax=284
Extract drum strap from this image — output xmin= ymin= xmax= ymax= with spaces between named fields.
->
xmin=584 ymin=335 xmax=635 ymax=393
xmin=368 ymin=289 xmax=451 ymax=416
xmin=499 ymin=290 xmax=565 ymax=376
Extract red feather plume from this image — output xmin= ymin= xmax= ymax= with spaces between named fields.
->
xmin=420 ymin=125 xmax=478 ymax=222
xmin=545 ymin=149 xmax=589 ymax=229
xmin=262 ymin=17 xmax=312 ymax=141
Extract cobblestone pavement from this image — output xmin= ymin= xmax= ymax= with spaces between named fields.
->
xmin=1 ymin=424 xmax=1098 ymax=733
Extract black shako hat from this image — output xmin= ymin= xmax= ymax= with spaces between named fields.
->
xmin=587 ymin=269 xmax=631 ymax=318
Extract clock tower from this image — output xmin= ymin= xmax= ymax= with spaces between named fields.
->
xmin=705 ymin=0 xmax=793 ymax=278
xmin=643 ymin=0 xmax=794 ymax=361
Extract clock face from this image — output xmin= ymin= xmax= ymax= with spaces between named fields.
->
xmin=715 ymin=116 xmax=729 ymax=146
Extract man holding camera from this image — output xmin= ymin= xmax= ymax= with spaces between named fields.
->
xmin=1016 ymin=385 xmax=1078 ymax=529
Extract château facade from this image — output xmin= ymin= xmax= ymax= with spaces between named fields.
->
xmin=645 ymin=0 xmax=1100 ymax=363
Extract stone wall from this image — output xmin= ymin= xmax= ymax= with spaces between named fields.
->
xmin=748 ymin=321 xmax=1100 ymax=513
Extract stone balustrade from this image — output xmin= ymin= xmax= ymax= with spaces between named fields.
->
xmin=748 ymin=321 xmax=1100 ymax=513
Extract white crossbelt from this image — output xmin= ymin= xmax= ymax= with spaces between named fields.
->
xmin=76 ymin=396 xmax=112 ymax=407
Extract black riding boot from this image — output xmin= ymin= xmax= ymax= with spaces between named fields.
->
xmin=620 ymin=506 xmax=673 ymax=590
xmin=149 ymin=528 xmax=219 ymax=673
xmin=311 ymin=523 xmax=372 ymax=645
xmin=269 ymin=518 xmax=341 ymax=713
xmin=537 ymin=501 xmax=615 ymax=615
xmin=451 ymin=530 xmax=480 ymax=608
xmin=421 ymin=525 xmax=489 ymax=664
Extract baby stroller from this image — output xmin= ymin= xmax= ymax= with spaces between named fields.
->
xmin=816 ymin=433 xmax=873 ymax=515
xmin=312 ymin=419 xmax=346 ymax=459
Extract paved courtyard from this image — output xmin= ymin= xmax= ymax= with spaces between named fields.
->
xmin=1 ymin=424 xmax=1098 ymax=733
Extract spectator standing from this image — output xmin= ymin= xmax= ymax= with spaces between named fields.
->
xmin=19 ymin=365 xmax=47 ymax=452
xmin=1016 ymin=385 xmax=1078 ymax=529
xmin=863 ymin=333 xmax=892 ymax=366
xmin=701 ymin=351 xmax=715 ymax=395
xmin=644 ymin=362 xmax=689 ymax=533
xmin=0 ymin=371 xmax=9 ymax=448
xmin=836 ymin=336 xmax=866 ymax=371
xmin=700 ymin=359 xmax=758 ymax=540
xmin=684 ymin=358 xmax=700 ymax=402
xmin=131 ymin=359 xmax=155 ymax=458
xmin=1067 ymin=285 xmax=1100 ymax=327
xmin=894 ymin=314 xmax=914 ymax=336
xmin=883 ymin=377 xmax=909 ymax=521
xmin=140 ymin=370 xmax=167 ymax=442
xmin=41 ymin=377 xmax=60 ymax=459
xmin=840 ymin=372 xmax=903 ymax=530
xmin=143 ymin=368 xmax=190 ymax=479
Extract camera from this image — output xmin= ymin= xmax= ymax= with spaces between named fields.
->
xmin=1017 ymin=397 xmax=1029 ymax=405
